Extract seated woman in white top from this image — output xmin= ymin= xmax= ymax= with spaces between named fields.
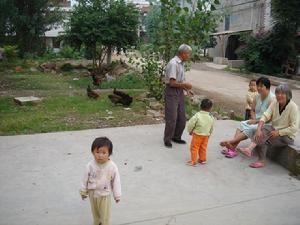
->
xmin=220 ymin=77 xmax=275 ymax=158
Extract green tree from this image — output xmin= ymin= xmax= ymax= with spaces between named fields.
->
xmin=136 ymin=0 xmax=220 ymax=100
xmin=0 ymin=0 xmax=62 ymax=57
xmin=145 ymin=4 xmax=161 ymax=43
xmin=0 ymin=0 xmax=14 ymax=45
xmin=271 ymin=0 xmax=300 ymax=64
xmin=239 ymin=0 xmax=300 ymax=75
xmin=148 ymin=0 xmax=220 ymax=62
xmin=66 ymin=0 xmax=139 ymax=71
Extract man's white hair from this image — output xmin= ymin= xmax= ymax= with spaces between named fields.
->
xmin=177 ymin=44 xmax=192 ymax=54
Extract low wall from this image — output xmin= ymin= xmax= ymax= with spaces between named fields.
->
xmin=228 ymin=60 xmax=244 ymax=68
xmin=213 ymin=57 xmax=228 ymax=65
xmin=267 ymin=143 xmax=300 ymax=178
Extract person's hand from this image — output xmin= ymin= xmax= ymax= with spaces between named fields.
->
xmin=247 ymin=119 xmax=256 ymax=125
xmin=270 ymin=130 xmax=279 ymax=139
xmin=81 ymin=194 xmax=87 ymax=200
xmin=187 ymin=89 xmax=194 ymax=97
xmin=255 ymin=129 xmax=263 ymax=144
xmin=183 ymin=82 xmax=192 ymax=90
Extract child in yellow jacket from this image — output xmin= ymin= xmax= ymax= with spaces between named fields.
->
xmin=186 ymin=99 xmax=214 ymax=166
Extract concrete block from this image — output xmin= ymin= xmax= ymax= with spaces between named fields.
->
xmin=228 ymin=60 xmax=244 ymax=68
xmin=13 ymin=96 xmax=42 ymax=105
xmin=213 ymin=57 xmax=228 ymax=65
xmin=267 ymin=144 xmax=300 ymax=177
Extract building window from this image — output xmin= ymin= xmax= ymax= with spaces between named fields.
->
xmin=225 ymin=15 xmax=230 ymax=31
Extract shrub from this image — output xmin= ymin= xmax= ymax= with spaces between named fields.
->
xmin=3 ymin=45 xmax=19 ymax=62
xmin=41 ymin=46 xmax=84 ymax=61
xmin=59 ymin=46 xmax=83 ymax=59
xmin=238 ymin=32 xmax=281 ymax=75
xmin=238 ymin=21 xmax=298 ymax=76
xmin=140 ymin=57 xmax=164 ymax=101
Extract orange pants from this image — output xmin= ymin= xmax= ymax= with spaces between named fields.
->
xmin=190 ymin=133 xmax=209 ymax=163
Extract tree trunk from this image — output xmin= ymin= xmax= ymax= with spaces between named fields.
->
xmin=106 ymin=45 xmax=112 ymax=64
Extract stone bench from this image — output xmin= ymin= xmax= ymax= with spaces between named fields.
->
xmin=267 ymin=135 xmax=300 ymax=178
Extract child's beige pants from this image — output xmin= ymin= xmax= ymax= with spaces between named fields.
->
xmin=89 ymin=191 xmax=111 ymax=225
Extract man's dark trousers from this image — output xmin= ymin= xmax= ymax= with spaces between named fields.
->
xmin=164 ymin=86 xmax=186 ymax=143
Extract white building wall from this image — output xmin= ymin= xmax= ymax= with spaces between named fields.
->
xmin=208 ymin=0 xmax=273 ymax=58
xmin=263 ymin=0 xmax=272 ymax=31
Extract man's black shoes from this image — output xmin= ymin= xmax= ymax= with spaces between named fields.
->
xmin=164 ymin=141 xmax=172 ymax=148
xmin=165 ymin=139 xmax=186 ymax=148
xmin=172 ymin=138 xmax=186 ymax=144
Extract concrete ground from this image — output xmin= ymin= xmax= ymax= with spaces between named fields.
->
xmin=1 ymin=121 xmax=300 ymax=225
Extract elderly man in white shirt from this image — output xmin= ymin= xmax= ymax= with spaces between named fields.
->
xmin=164 ymin=44 xmax=193 ymax=148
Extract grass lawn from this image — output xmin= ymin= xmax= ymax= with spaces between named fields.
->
xmin=0 ymin=69 xmax=158 ymax=135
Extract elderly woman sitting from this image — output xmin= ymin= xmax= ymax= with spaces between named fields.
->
xmin=251 ymin=84 xmax=300 ymax=168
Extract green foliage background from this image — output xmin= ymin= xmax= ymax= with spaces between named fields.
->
xmin=239 ymin=0 xmax=300 ymax=75
xmin=0 ymin=0 xmax=62 ymax=56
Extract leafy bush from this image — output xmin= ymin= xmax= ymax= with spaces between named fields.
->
xmin=41 ymin=46 xmax=84 ymax=60
xmin=3 ymin=45 xmax=19 ymax=62
xmin=59 ymin=46 xmax=84 ymax=59
xmin=238 ymin=12 xmax=298 ymax=76
xmin=41 ymin=49 xmax=59 ymax=60
xmin=238 ymin=32 xmax=282 ymax=75
xmin=140 ymin=57 xmax=164 ymax=100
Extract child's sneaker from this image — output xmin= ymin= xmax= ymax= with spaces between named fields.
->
xmin=186 ymin=160 xmax=197 ymax=166
xmin=198 ymin=160 xmax=207 ymax=164
xmin=221 ymin=147 xmax=228 ymax=155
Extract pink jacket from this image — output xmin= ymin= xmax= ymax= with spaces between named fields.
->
xmin=80 ymin=159 xmax=121 ymax=201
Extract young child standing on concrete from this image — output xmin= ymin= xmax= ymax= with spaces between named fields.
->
xmin=245 ymin=79 xmax=257 ymax=120
xmin=80 ymin=137 xmax=121 ymax=225
xmin=186 ymin=99 xmax=214 ymax=166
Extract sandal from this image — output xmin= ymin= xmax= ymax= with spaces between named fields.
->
xmin=186 ymin=161 xmax=197 ymax=167
xmin=225 ymin=149 xmax=238 ymax=158
xmin=221 ymin=147 xmax=228 ymax=155
xmin=249 ymin=161 xmax=265 ymax=168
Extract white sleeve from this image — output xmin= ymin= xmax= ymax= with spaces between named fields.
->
xmin=165 ymin=61 xmax=177 ymax=81
xmin=80 ymin=164 xmax=90 ymax=196
xmin=112 ymin=166 xmax=121 ymax=200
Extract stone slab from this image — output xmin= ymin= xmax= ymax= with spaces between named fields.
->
xmin=13 ymin=96 xmax=42 ymax=105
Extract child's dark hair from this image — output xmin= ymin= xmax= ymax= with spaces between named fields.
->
xmin=200 ymin=98 xmax=213 ymax=110
xmin=256 ymin=77 xmax=271 ymax=89
xmin=91 ymin=137 xmax=113 ymax=155
xmin=249 ymin=79 xmax=256 ymax=84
